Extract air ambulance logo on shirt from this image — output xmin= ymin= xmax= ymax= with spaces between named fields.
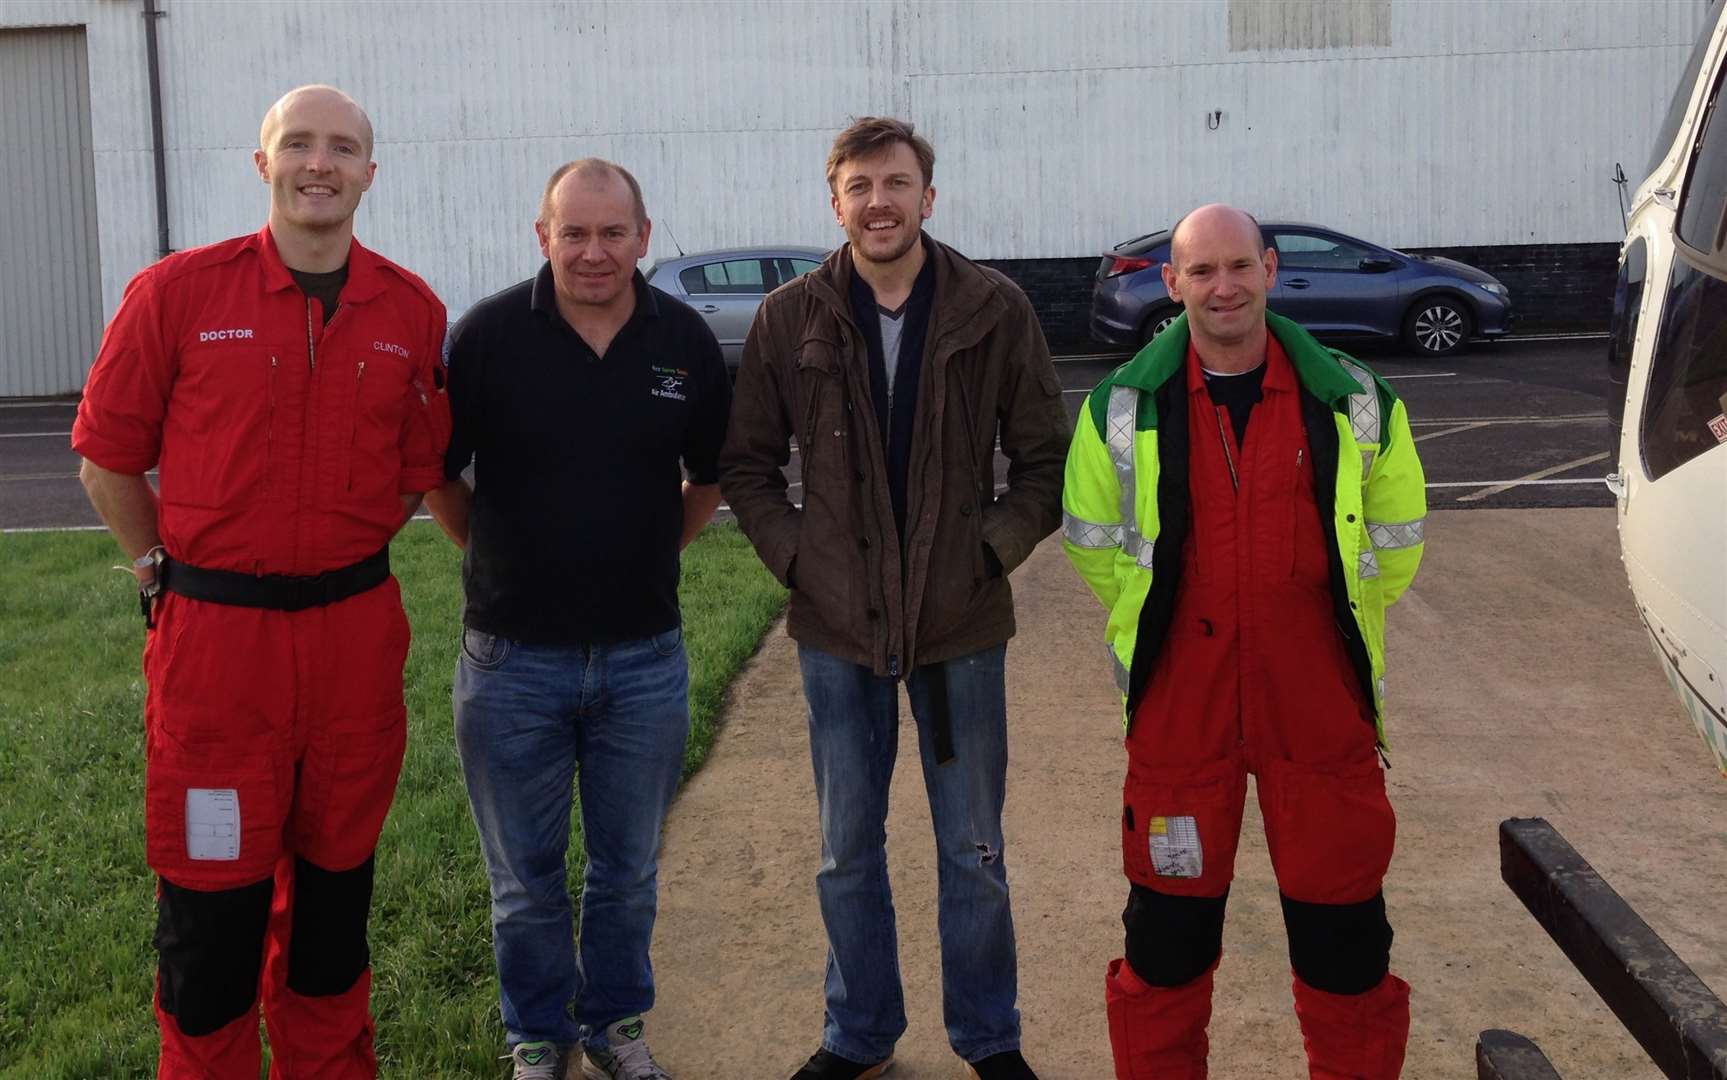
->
xmin=650 ymin=364 xmax=689 ymax=402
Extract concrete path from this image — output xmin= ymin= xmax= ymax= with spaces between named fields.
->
xmin=646 ymin=508 xmax=1726 ymax=1079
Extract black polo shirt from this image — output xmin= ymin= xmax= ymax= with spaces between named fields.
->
xmin=443 ymin=264 xmax=730 ymax=644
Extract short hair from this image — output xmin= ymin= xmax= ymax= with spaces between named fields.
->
xmin=538 ymin=158 xmax=647 ymax=228
xmin=826 ymin=117 xmax=935 ymax=193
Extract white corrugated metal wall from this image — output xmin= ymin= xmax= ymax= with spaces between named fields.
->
xmin=0 ymin=25 xmax=102 ymax=397
xmin=0 ymin=0 xmax=1712 ymax=369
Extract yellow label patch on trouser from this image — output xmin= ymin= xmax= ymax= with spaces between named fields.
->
xmin=1148 ymin=814 xmax=1203 ymax=878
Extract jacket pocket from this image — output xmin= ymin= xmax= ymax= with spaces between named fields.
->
xmin=341 ymin=350 xmax=413 ymax=503
xmin=159 ymin=344 xmax=279 ymax=509
xmin=1258 ymin=753 xmax=1394 ymax=905
xmin=791 ymin=338 xmax=859 ymax=634
xmin=1120 ymin=756 xmax=1246 ymax=896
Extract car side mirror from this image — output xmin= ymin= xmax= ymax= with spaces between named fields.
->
xmin=1359 ymin=257 xmax=1397 ymax=273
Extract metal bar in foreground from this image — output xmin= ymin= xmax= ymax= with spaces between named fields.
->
xmin=1495 ymin=816 xmax=1727 ymax=1079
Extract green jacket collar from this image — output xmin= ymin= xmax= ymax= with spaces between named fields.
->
xmin=1112 ymin=311 xmax=1361 ymax=407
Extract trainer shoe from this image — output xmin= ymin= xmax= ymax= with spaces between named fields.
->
xmin=790 ymin=1048 xmax=894 ymax=1079
xmin=507 ymin=1041 xmax=572 ymax=1080
xmin=582 ymin=1016 xmax=672 ymax=1080
xmin=963 ymin=1049 xmax=1039 ymax=1080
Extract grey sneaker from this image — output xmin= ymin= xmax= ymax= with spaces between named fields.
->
xmin=508 ymin=1041 xmax=573 ymax=1080
xmin=582 ymin=1016 xmax=672 ymax=1079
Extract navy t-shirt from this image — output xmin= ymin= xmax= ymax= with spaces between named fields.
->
xmin=443 ymin=265 xmax=731 ymax=644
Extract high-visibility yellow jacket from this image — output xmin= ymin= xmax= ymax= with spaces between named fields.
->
xmin=1062 ymin=312 xmax=1427 ymax=744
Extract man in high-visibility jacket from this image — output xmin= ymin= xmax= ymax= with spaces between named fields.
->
xmin=1062 ymin=205 xmax=1427 ymax=1079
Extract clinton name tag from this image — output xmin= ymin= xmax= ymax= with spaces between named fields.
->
xmin=186 ymin=788 xmax=240 ymax=861
xmin=1148 ymin=814 xmax=1203 ymax=879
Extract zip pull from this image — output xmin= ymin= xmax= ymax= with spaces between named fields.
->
xmin=1376 ymin=744 xmax=1392 ymax=770
xmin=1296 ymin=448 xmax=1304 ymax=467
xmin=356 ymin=359 xmax=366 ymax=385
xmin=889 ymin=654 xmax=900 ymax=679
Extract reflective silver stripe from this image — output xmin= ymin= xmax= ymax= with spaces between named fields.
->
xmin=1107 ymin=385 xmax=1146 ymax=563
xmin=1375 ymin=676 xmax=1387 ymax=702
xmin=1340 ymin=359 xmax=1381 ymax=447
xmin=1111 ymin=647 xmax=1131 ymax=694
xmin=1119 ymin=531 xmax=1157 ymax=568
xmin=1358 ymin=548 xmax=1380 ymax=579
xmin=1361 ymin=448 xmax=1376 ymax=478
xmin=1367 ymin=517 xmax=1425 ymax=550
xmin=1064 ymin=511 xmax=1123 ymax=549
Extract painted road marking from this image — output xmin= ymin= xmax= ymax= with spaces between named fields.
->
xmin=0 ymin=431 xmax=72 ymax=439
xmin=1384 ymin=372 xmax=1457 ymax=380
xmin=1426 ymin=478 xmax=1608 ymax=489
xmin=1454 ymin=452 xmax=1612 ymax=502
xmin=1415 ymin=422 xmax=1491 ymax=443
xmin=1410 ymin=413 xmax=1604 ymax=426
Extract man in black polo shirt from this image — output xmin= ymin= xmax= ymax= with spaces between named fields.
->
xmin=426 ymin=158 xmax=728 ymax=1080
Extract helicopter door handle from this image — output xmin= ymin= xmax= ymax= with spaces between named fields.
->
xmin=1285 ymin=279 xmax=1311 ymax=289
xmin=1604 ymin=471 xmax=1626 ymax=499
xmin=699 ymin=305 xmax=720 ymax=313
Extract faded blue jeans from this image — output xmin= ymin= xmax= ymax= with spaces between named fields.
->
xmin=798 ymin=642 xmax=1021 ymax=1065
xmin=454 ymin=624 xmax=689 ymax=1049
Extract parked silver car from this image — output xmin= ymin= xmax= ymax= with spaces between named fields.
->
xmin=644 ymin=246 xmax=829 ymax=369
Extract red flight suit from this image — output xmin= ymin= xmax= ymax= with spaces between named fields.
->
xmin=1104 ymin=339 xmax=1409 ymax=1079
xmin=72 ymin=226 xmax=449 ymax=1078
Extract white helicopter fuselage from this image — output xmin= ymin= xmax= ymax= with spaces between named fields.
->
xmin=1613 ymin=0 xmax=1727 ymax=777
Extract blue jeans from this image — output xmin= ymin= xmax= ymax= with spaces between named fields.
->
xmin=454 ymin=624 xmax=690 ymax=1048
xmin=798 ymin=643 xmax=1021 ymax=1064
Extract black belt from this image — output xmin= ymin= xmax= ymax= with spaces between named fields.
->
xmin=160 ymin=548 xmax=390 ymax=612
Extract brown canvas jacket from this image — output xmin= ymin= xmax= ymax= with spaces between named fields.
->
xmin=719 ymin=238 xmax=1069 ymax=677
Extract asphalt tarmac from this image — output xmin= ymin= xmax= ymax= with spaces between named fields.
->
xmin=0 ymin=336 xmax=1613 ymax=533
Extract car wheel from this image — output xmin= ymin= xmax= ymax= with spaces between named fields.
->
xmin=1141 ymin=307 xmax=1181 ymax=345
xmin=1402 ymin=297 xmax=1472 ymax=356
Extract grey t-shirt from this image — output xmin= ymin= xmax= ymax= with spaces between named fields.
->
xmin=879 ymin=307 xmax=907 ymax=399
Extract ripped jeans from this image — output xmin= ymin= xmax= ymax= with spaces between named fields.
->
xmin=796 ymin=643 xmax=1021 ymax=1065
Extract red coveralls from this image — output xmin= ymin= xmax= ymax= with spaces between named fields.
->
xmin=72 ymin=226 xmax=449 ymax=1079
xmin=1104 ymin=340 xmax=1409 ymax=1078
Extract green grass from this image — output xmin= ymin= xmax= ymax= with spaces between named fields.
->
xmin=0 ymin=521 xmax=785 ymax=1078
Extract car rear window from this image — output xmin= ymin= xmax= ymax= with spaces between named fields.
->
xmin=681 ymin=259 xmax=768 ymax=296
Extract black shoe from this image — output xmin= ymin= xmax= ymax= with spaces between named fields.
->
xmin=964 ymin=1049 xmax=1039 ymax=1080
xmin=789 ymin=1048 xmax=893 ymax=1079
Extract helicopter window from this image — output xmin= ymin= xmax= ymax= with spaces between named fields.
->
xmin=1639 ymin=257 xmax=1727 ymax=481
xmin=1606 ymin=238 xmax=1647 ymax=441
xmin=1677 ymin=44 xmax=1727 ymax=257
xmin=1648 ymin=0 xmax=1722 ymax=177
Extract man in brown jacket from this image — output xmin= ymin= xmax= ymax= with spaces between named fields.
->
xmin=720 ymin=117 xmax=1068 ymax=1080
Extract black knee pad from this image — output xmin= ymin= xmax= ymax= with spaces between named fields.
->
xmin=1281 ymin=891 xmax=1393 ymax=995
xmin=1123 ymin=883 xmax=1229 ymax=987
xmin=287 ymin=854 xmax=376 ymax=997
xmin=155 ymin=875 xmax=273 ymax=1037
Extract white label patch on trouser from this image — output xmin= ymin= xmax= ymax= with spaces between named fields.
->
xmin=1148 ymin=815 xmax=1203 ymax=878
xmin=185 ymin=788 xmax=240 ymax=861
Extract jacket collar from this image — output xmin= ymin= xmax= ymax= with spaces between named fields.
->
xmin=1114 ymin=310 xmax=1360 ymax=407
xmin=803 ymin=235 xmax=1008 ymax=348
xmin=254 ymin=225 xmax=392 ymax=304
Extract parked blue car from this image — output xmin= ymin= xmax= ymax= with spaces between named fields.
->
xmin=1090 ymin=221 xmax=1515 ymax=357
